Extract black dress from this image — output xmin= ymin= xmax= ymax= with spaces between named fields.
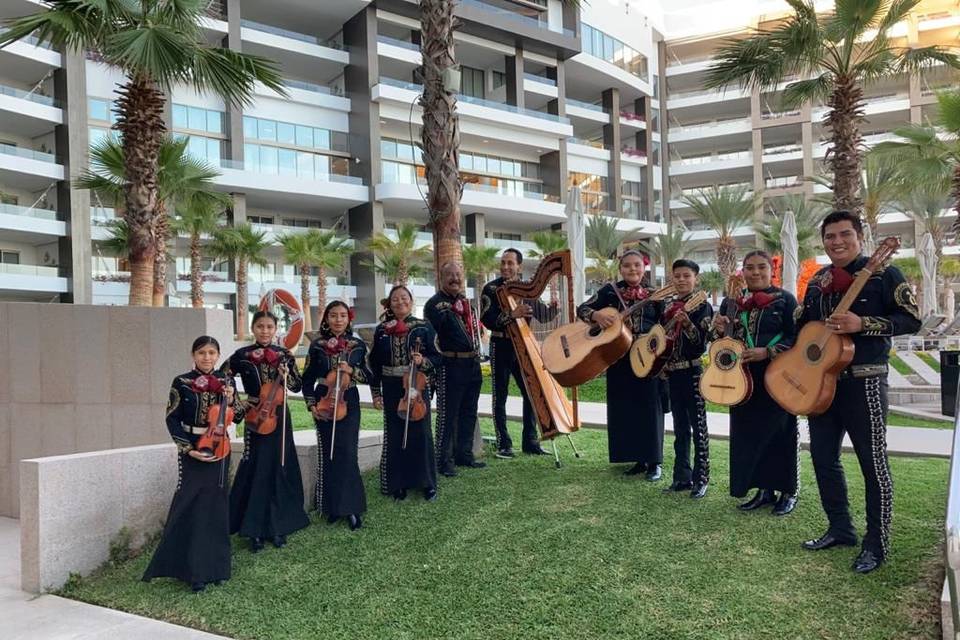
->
xmin=718 ymin=287 xmax=800 ymax=497
xmin=577 ymin=282 xmax=664 ymax=465
xmin=368 ymin=317 xmax=442 ymax=495
xmin=302 ymin=332 xmax=372 ymax=518
xmin=222 ymin=343 xmax=309 ymax=541
xmin=143 ymin=369 xmax=244 ymax=587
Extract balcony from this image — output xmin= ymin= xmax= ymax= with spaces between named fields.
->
xmin=0 ymin=83 xmax=62 ymax=136
xmin=669 ymin=150 xmax=753 ymax=178
xmin=458 ymin=0 xmax=574 ymax=38
xmin=250 ymin=222 xmax=316 ymax=244
xmin=0 ymin=263 xmax=68 ymax=296
xmin=669 ymin=116 xmax=751 ymax=143
xmin=376 ymin=35 xmax=421 ymax=66
xmin=214 ymin=159 xmax=368 ymax=213
xmin=0 ymin=202 xmax=65 ymax=242
xmin=665 ymin=55 xmax=714 ymax=78
xmin=0 ymin=28 xmax=62 ymax=82
xmin=248 ymin=273 xmax=356 ymax=302
xmin=667 ymin=87 xmax=750 ymax=111
xmin=253 ymin=78 xmax=350 ymax=111
xmin=620 ymin=146 xmax=647 ymax=165
xmin=565 ymin=98 xmax=607 ymax=124
xmin=240 ymin=20 xmax=348 ymax=82
xmin=619 ymin=111 xmax=646 ymax=131
xmin=0 ymin=143 xmax=64 ymax=190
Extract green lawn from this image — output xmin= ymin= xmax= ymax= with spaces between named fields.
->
xmin=60 ymin=419 xmax=948 ymax=640
xmin=890 ymin=354 xmax=915 ymax=376
xmin=918 ymin=352 xmax=943 ymax=373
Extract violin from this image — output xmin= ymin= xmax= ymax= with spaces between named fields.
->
xmin=245 ymin=358 xmax=289 ymax=435
xmin=193 ymin=381 xmax=234 ymax=462
xmin=397 ymin=338 xmax=428 ymax=448
xmin=315 ymin=353 xmax=350 ymax=423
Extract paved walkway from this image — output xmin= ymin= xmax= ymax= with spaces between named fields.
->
xmin=0 ymin=517 xmax=229 ymax=638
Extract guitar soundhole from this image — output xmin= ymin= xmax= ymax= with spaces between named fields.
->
xmin=588 ymin=325 xmax=602 ymax=338
xmin=806 ymin=344 xmax=822 ymax=362
xmin=717 ymin=351 xmax=736 ymax=370
xmin=649 ymin=337 xmax=658 ymax=351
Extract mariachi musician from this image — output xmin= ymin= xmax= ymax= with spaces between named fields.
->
xmin=577 ymin=249 xmax=665 ymax=480
xmin=143 ymin=336 xmax=243 ymax=593
xmin=797 ymin=211 xmax=920 ymax=574
xmin=712 ymin=251 xmax=799 ymax=517
xmin=369 ymin=285 xmax=443 ymax=502
xmin=425 ymin=262 xmax=486 ymax=477
xmin=662 ymin=259 xmax=713 ymax=499
xmin=480 ymin=248 xmax=555 ymax=459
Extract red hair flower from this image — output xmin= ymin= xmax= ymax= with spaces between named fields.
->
xmin=348 ymin=306 xmax=356 ymax=321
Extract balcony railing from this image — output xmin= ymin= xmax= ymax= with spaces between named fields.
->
xmin=0 ymin=143 xmax=56 ymax=164
xmin=762 ymin=144 xmax=802 ymax=157
xmin=760 ymin=109 xmax=802 ymax=120
xmin=283 ymin=78 xmax=344 ymax=97
xmin=673 ymin=150 xmax=752 ymax=166
xmin=524 ymin=72 xmax=556 ymax=87
xmin=219 ymin=158 xmax=363 ymax=184
xmin=765 ymin=176 xmax=802 ymax=189
xmin=0 ymin=83 xmax=57 ymax=107
xmin=0 ymin=27 xmax=53 ymax=50
xmin=460 ymin=0 xmax=575 ymax=38
xmin=0 ymin=263 xmax=60 ymax=276
xmin=567 ymin=137 xmax=608 ymax=150
xmin=619 ymin=111 xmax=645 ymax=123
xmin=0 ymin=202 xmax=57 ymax=221
xmin=621 ymin=146 xmax=647 ymax=159
xmin=670 ymin=116 xmax=750 ymax=135
xmin=377 ymin=35 xmax=420 ymax=52
xmin=566 ymin=98 xmax=604 ymax=113
xmin=241 ymin=20 xmax=347 ymax=50
xmin=251 ymin=223 xmax=315 ymax=237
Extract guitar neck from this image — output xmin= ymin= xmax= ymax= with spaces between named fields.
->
xmin=833 ymin=269 xmax=873 ymax=315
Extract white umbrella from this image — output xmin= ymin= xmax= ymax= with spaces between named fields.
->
xmin=861 ymin=221 xmax=876 ymax=255
xmin=566 ymin=186 xmax=586 ymax=304
xmin=918 ymin=231 xmax=939 ymax=317
xmin=780 ymin=210 xmax=799 ymax=296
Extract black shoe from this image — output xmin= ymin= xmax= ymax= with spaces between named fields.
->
xmin=645 ymin=465 xmax=662 ymax=482
xmin=690 ymin=483 xmax=708 ymax=499
xmin=327 ymin=514 xmax=338 ymax=524
xmin=738 ymin=489 xmax=777 ymax=511
xmin=459 ymin=460 xmax=486 ymax=469
xmin=773 ymin=494 xmax=798 ymax=516
xmin=212 ymin=580 xmax=223 ymax=587
xmin=271 ymin=535 xmax=286 ymax=549
xmin=393 ymin=489 xmax=407 ymax=501
xmin=801 ymin=531 xmax=858 ymax=551
xmin=423 ymin=487 xmax=438 ymax=501
xmin=348 ymin=514 xmax=362 ymax=531
xmin=664 ymin=481 xmax=693 ymax=492
xmin=495 ymin=449 xmax=515 ymax=459
xmin=440 ymin=467 xmax=458 ymax=477
xmin=191 ymin=582 xmax=206 ymax=593
xmin=852 ymin=549 xmax=884 ymax=574
xmin=523 ymin=446 xmax=549 ymax=456
xmin=250 ymin=537 xmax=264 ymax=553
xmin=623 ymin=462 xmax=646 ymax=476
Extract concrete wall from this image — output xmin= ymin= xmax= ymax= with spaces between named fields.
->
xmin=20 ymin=430 xmax=384 ymax=593
xmin=0 ymin=303 xmax=239 ymax=518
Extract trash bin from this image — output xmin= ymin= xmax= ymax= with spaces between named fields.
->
xmin=941 ymin=350 xmax=960 ymax=417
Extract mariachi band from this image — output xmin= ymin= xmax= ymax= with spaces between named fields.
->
xmin=145 ymin=209 xmax=920 ymax=591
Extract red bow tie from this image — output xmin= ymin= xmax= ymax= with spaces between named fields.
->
xmin=663 ymin=300 xmax=686 ymax=321
xmin=621 ymin=286 xmax=647 ymax=302
xmin=250 ymin=347 xmax=280 ymax=366
xmin=737 ymin=291 xmax=776 ymax=311
xmin=322 ymin=336 xmax=348 ymax=356
xmin=384 ymin=318 xmax=409 ymax=336
xmin=453 ymin=298 xmax=474 ymax=325
xmin=192 ymin=374 xmax=224 ymax=394
xmin=822 ymin=267 xmax=854 ymax=295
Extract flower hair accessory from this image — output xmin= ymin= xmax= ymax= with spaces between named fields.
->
xmin=348 ymin=306 xmax=356 ymax=321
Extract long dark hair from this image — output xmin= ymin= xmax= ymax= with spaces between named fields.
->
xmin=380 ymin=285 xmax=414 ymax=322
xmin=321 ymin=300 xmax=353 ymax=336
xmin=250 ymin=310 xmax=279 ymax=329
xmin=191 ymin=335 xmax=220 ymax=353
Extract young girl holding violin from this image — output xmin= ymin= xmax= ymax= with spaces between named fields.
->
xmin=302 ymin=301 xmax=372 ymax=530
xmin=143 ymin=336 xmax=244 ymax=593
xmin=369 ymin=285 xmax=442 ymax=502
xmin=222 ymin=311 xmax=309 ymax=553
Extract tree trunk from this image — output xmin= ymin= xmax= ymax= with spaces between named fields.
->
xmin=152 ymin=208 xmax=170 ymax=307
xmin=236 ymin=257 xmax=248 ymax=341
xmin=717 ymin=239 xmax=737 ymax=278
xmin=300 ymin=265 xmax=312 ymax=338
xmin=190 ymin=234 xmax=203 ymax=308
xmin=316 ymin=268 xmax=328 ymax=317
xmin=114 ymin=74 xmax=165 ymax=307
xmin=420 ymin=0 xmax=463 ymax=283
xmin=824 ymin=75 xmax=864 ymax=214
xmin=396 ymin=262 xmax=408 ymax=288
xmin=953 ymin=164 xmax=960 ymax=234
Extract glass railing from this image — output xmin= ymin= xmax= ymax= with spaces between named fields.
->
xmin=0 ymin=202 xmax=57 ymax=220
xmin=566 ymin=98 xmax=604 ymax=113
xmin=760 ymin=109 xmax=802 ymax=120
xmin=384 ymin=229 xmax=434 ymax=245
xmin=0 ymin=27 xmax=53 ymax=50
xmin=91 ymin=207 xmax=116 ymax=224
xmin=669 ymin=87 xmax=747 ymax=101
xmin=484 ymin=237 xmax=536 ymax=250
xmin=667 ymin=53 xmax=714 ymax=67
xmin=673 ymin=150 xmax=752 ymax=166
xmin=377 ymin=35 xmax=420 ymax=52
xmin=219 ymin=158 xmax=363 ymax=184
xmin=619 ymin=111 xmax=645 ymax=123
xmin=524 ymin=72 xmax=556 ymax=87
xmin=464 ymin=181 xmax=560 ymax=202
xmin=621 ymin=146 xmax=647 ymax=159
xmin=283 ymin=78 xmax=343 ymax=97
xmin=762 ymin=144 xmax=802 ymax=157
xmin=0 ymin=263 xmax=60 ymax=276
xmin=250 ymin=273 xmax=346 ymax=286
xmin=765 ymin=176 xmax=801 ymax=188
xmin=670 ymin=117 xmax=750 ymax=135
xmin=251 ymin=223 xmax=316 ymax=236
xmin=240 ymin=20 xmax=346 ymax=50
xmin=0 ymin=83 xmax=57 ymax=107
xmin=0 ymin=143 xmax=57 ymax=164
xmin=459 ymin=0 xmax=575 ymax=38
xmin=567 ymin=137 xmax=608 ymax=150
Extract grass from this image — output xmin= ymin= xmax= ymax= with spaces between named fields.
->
xmin=60 ymin=420 xmax=948 ymax=640
xmin=918 ymin=352 xmax=942 ymax=373
xmin=890 ymin=354 xmax=915 ymax=376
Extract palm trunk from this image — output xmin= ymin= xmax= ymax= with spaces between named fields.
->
xmin=396 ymin=261 xmax=409 ymax=288
xmin=717 ymin=238 xmax=737 ymax=278
xmin=316 ymin=268 xmax=328 ymax=317
xmin=190 ymin=234 xmax=203 ymax=308
xmin=152 ymin=208 xmax=170 ymax=307
xmin=952 ymin=165 xmax=960 ymax=233
xmin=824 ymin=75 xmax=864 ymax=214
xmin=420 ymin=0 xmax=463 ymax=282
xmin=114 ymin=74 xmax=165 ymax=307
xmin=236 ymin=257 xmax=248 ymax=341
xmin=300 ymin=265 xmax=312 ymax=338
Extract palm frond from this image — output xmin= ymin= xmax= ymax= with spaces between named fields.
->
xmin=681 ymin=185 xmax=757 ymax=239
xmin=936 ymin=90 xmax=960 ymax=136
xmin=782 ymin=74 xmax=832 ymax=109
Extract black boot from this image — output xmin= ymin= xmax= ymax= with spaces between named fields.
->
xmin=423 ymin=487 xmax=438 ymax=501
xmin=623 ymin=462 xmax=646 ymax=476
xmin=250 ymin=537 xmax=264 ymax=553
xmin=852 ymin=549 xmax=884 ymax=574
xmin=393 ymin=489 xmax=407 ymax=501
xmin=663 ymin=480 xmax=693 ymax=492
xmin=271 ymin=535 xmax=287 ymax=548
xmin=689 ymin=482 xmax=708 ymax=499
xmin=327 ymin=513 xmax=338 ymax=524
xmin=191 ymin=582 xmax=206 ymax=593
xmin=772 ymin=493 xmax=798 ymax=516
xmin=645 ymin=464 xmax=662 ymax=482
xmin=348 ymin=514 xmax=363 ymax=531
xmin=738 ymin=489 xmax=776 ymax=511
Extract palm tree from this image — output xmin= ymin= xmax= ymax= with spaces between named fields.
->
xmin=640 ymin=227 xmax=696 ymax=284
xmin=586 ymin=214 xmax=626 ymax=258
xmin=698 ymin=269 xmax=725 ymax=306
xmin=529 ymin=231 xmax=568 ymax=258
xmin=898 ymin=182 xmax=952 ymax=309
xmin=76 ymin=136 xmax=229 ymax=306
xmin=810 ymin=154 xmax=900 ymax=244
xmin=210 ymin=223 xmax=269 ymax=341
xmin=462 ymin=244 xmax=499 ymax=316
xmin=172 ymin=202 xmax=226 ymax=308
xmin=681 ymin=185 xmax=755 ymax=277
xmin=307 ymin=229 xmax=352 ymax=315
xmin=586 ymin=251 xmax=620 ymax=287
xmin=705 ymin=0 xmax=958 ymax=214
xmin=363 ymin=221 xmax=433 ymax=286
xmin=756 ymin=194 xmax=828 ymax=261
xmin=278 ymin=233 xmax=318 ymax=336
xmin=2 ymin=0 xmax=285 ymax=305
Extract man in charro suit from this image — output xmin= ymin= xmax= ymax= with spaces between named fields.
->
xmin=797 ymin=210 xmax=920 ymax=574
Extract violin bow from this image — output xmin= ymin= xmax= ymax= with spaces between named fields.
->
xmin=280 ymin=363 xmax=288 ymax=468
xmin=330 ymin=352 xmax=342 ymax=461
xmin=402 ymin=337 xmax=421 ymax=451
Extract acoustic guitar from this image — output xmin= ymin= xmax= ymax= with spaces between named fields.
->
xmin=629 ymin=291 xmax=708 ymax=378
xmin=541 ymin=284 xmax=676 ymax=387
xmin=699 ymin=275 xmax=752 ymax=406
xmin=764 ymin=237 xmax=900 ymax=416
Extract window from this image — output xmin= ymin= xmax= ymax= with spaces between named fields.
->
xmin=244 ymin=115 xmax=343 ymax=152
xmin=1 ymin=250 xmax=20 ymax=264
xmin=581 ymin=23 xmax=648 ymax=82
xmin=492 ymin=70 xmax=506 ymax=89
xmin=88 ymin=98 xmax=111 ymax=122
xmin=182 ymin=135 xmax=221 ymax=165
xmin=461 ymin=65 xmax=485 ymax=99
xmin=248 ymin=215 xmax=274 ymax=225
xmin=172 ymin=104 xmax=224 ymax=134
xmin=89 ymin=126 xmax=118 ymax=147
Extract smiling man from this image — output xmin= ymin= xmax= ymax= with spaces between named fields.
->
xmin=796 ymin=211 xmax=920 ymax=574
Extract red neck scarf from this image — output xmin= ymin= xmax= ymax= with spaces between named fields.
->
xmin=663 ymin=300 xmax=686 ymax=321
xmin=250 ymin=346 xmax=280 ymax=366
xmin=822 ymin=266 xmax=855 ymax=295
xmin=737 ymin=290 xmax=777 ymax=311
xmin=453 ymin=297 xmax=474 ymax=328
xmin=621 ymin=284 xmax=648 ymax=302
xmin=322 ymin=336 xmax=348 ymax=356
xmin=384 ymin=318 xmax=409 ymax=336
xmin=192 ymin=373 xmax=224 ymax=394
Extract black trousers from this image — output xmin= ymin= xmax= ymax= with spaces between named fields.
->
xmin=490 ymin=337 xmax=538 ymax=452
xmin=667 ymin=366 xmax=710 ymax=486
xmin=435 ymin=358 xmax=482 ymax=470
xmin=808 ymin=375 xmax=892 ymax=557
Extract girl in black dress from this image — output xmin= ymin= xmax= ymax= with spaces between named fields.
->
xmin=369 ymin=285 xmax=443 ymax=501
xmin=143 ymin=336 xmax=244 ymax=592
xmin=302 ymin=301 xmax=372 ymax=530
xmin=223 ymin=311 xmax=309 ymax=552
xmin=576 ymin=250 xmax=665 ymax=481
xmin=712 ymin=250 xmax=800 ymax=516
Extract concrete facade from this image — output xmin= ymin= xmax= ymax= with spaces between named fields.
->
xmin=0 ymin=303 xmax=238 ymax=518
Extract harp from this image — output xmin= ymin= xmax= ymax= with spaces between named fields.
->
xmin=495 ymin=249 xmax=579 ymax=442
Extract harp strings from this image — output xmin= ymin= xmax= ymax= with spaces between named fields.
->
xmin=524 ymin=272 xmax=570 ymax=345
